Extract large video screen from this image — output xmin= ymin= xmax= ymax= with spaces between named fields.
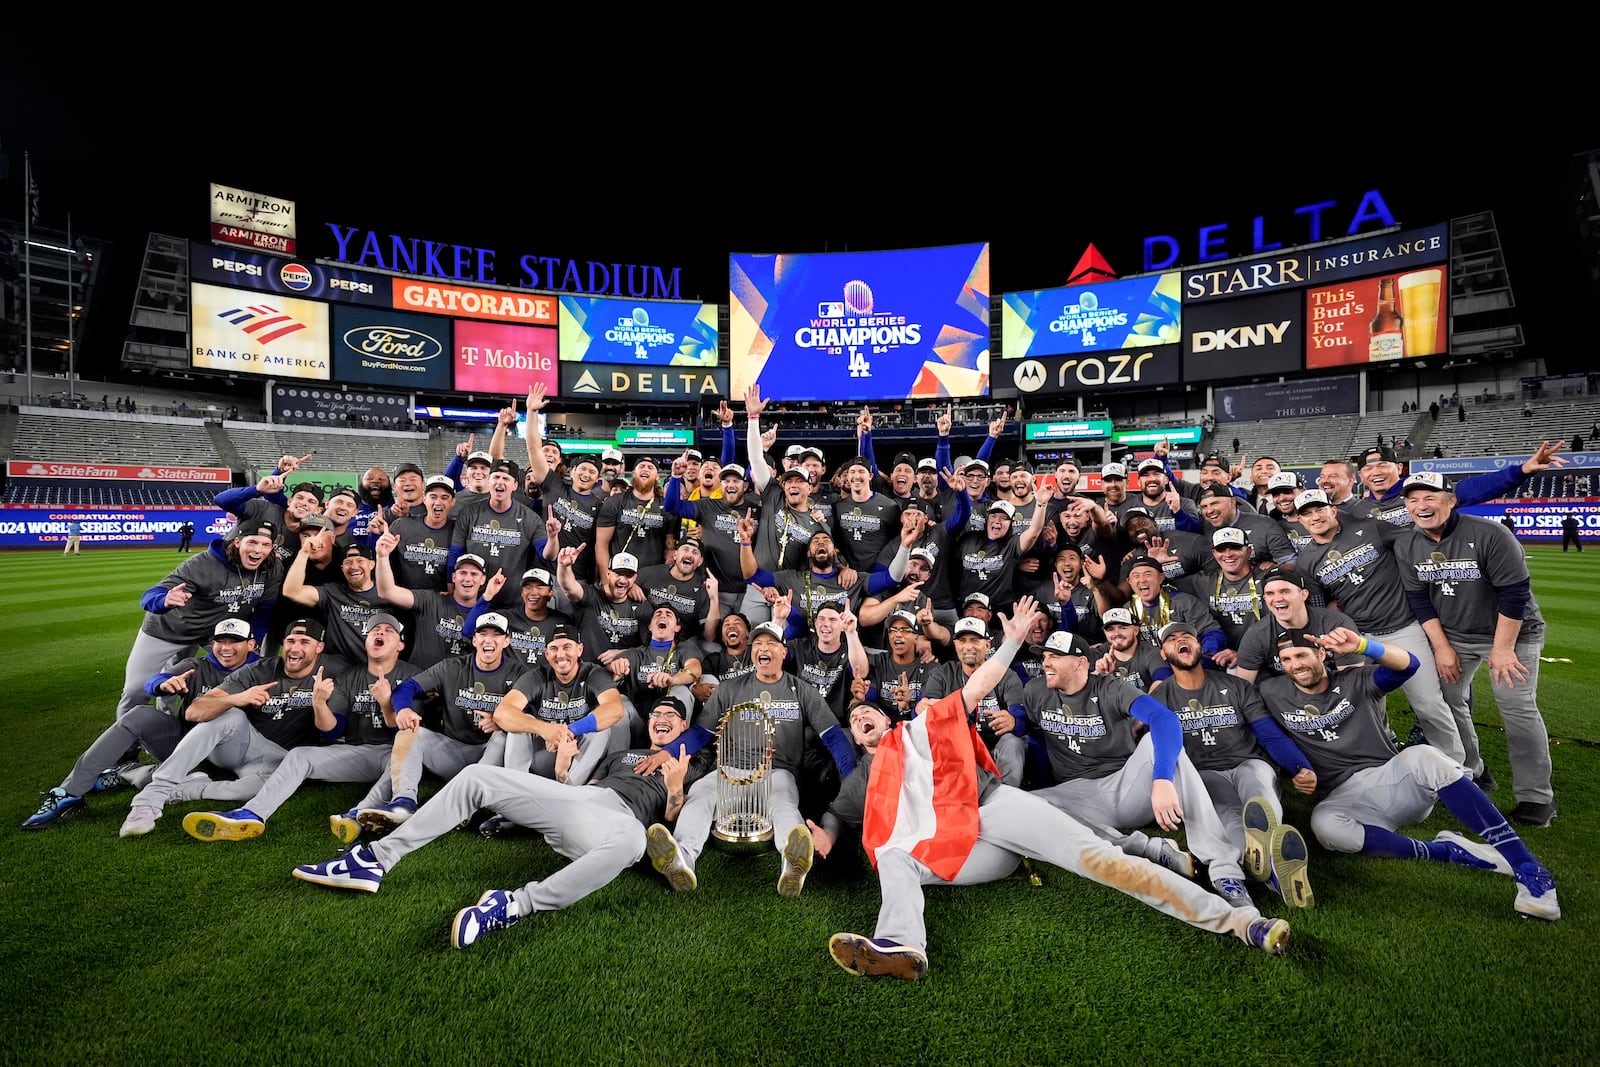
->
xmin=729 ymin=243 xmax=990 ymax=401
xmin=453 ymin=319 xmax=558 ymax=396
xmin=331 ymin=304 xmax=453 ymax=390
xmin=1001 ymin=272 xmax=1181 ymax=359
xmin=190 ymin=282 xmax=330 ymax=380
xmin=558 ymin=296 xmax=718 ymax=366
xmin=1305 ymin=267 xmax=1448 ymax=369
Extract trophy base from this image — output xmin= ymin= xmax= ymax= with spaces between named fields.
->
xmin=711 ymin=819 xmax=774 ymax=855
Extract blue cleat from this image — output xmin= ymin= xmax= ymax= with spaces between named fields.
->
xmin=1512 ymin=863 xmax=1560 ymax=921
xmin=183 ymin=808 xmax=265 ymax=841
xmin=1212 ymin=877 xmax=1253 ymax=908
xmin=22 ymin=788 xmax=84 ymax=831
xmin=452 ymin=889 xmax=519 ymax=949
xmin=1247 ymin=917 xmax=1291 ymax=956
xmin=292 ymin=845 xmax=385 ymax=893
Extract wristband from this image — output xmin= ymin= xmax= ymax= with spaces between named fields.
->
xmin=1356 ymin=638 xmax=1386 ymax=659
xmin=994 ymin=639 xmax=1022 ymax=667
xmin=569 ymin=713 xmax=599 ymax=736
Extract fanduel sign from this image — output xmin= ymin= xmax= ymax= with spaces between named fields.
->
xmin=325 ymin=224 xmax=683 ymax=300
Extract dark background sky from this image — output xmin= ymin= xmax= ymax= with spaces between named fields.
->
xmin=5 ymin=47 xmax=1596 ymax=383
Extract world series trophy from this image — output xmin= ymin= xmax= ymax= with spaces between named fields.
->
xmin=710 ymin=699 xmax=775 ymax=854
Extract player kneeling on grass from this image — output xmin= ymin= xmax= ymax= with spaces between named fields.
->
xmin=290 ymin=695 xmax=704 ymax=949
xmin=180 ymin=613 xmax=419 ymax=842
xmin=815 ymin=597 xmax=1291 ymax=981
xmin=1257 ymin=627 xmax=1560 ymax=921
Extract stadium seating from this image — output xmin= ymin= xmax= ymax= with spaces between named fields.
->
xmin=2 ymin=480 xmax=219 ymax=507
xmin=1426 ymin=396 xmax=1600 ymax=459
xmin=11 ymin=408 xmax=221 ymax=467
xmin=220 ymin=422 xmax=430 ymax=477
xmin=1213 ymin=414 xmax=1364 ymax=468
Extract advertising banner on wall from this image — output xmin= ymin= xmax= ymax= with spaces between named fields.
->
xmin=191 ymin=246 xmax=389 ymax=307
xmin=190 ymin=282 xmax=330 ymax=380
xmin=616 ymin=427 xmax=696 ymax=448
xmin=453 ymin=320 xmax=559 ymax=396
xmin=330 ymin=305 xmax=453 ymax=391
xmin=1214 ymin=375 xmax=1361 ymax=423
xmin=7 ymin=460 xmax=232 ymax=483
xmin=209 ymin=183 xmax=296 ymax=255
xmin=392 ymin=280 xmax=557 ymax=327
xmin=559 ymin=363 xmax=728 ymax=402
xmin=1181 ymin=290 xmax=1304 ymax=382
xmin=558 ymin=296 xmax=719 ymax=366
xmin=0 ymin=507 xmax=234 ymax=548
xmin=993 ymin=345 xmax=1180 ymax=399
xmin=1305 ymin=266 xmax=1448 ymax=369
xmin=1001 ymin=272 xmax=1181 ymax=359
xmin=1461 ymin=500 xmax=1600 ymax=542
xmin=729 ymin=243 xmax=990 ymax=401
xmin=1181 ymin=223 xmax=1447 ymax=305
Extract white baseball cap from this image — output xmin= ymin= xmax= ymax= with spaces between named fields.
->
xmin=1100 ymin=462 xmax=1127 ymax=479
xmin=521 ymin=567 xmax=553 ymax=586
xmin=953 ymin=617 xmax=989 ymax=638
xmin=1102 ymin=607 xmax=1135 ymax=626
xmin=1294 ymin=489 xmax=1331 ymax=512
xmin=1267 ymin=471 xmax=1300 ymax=491
xmin=1211 ymin=527 xmax=1247 ymax=548
xmin=474 ymin=612 xmax=510 ymax=633
xmin=610 ymin=552 xmax=640 ymax=574
xmin=601 ymin=447 xmax=624 ymax=462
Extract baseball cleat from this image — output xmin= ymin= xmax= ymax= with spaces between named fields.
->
xmin=23 ymin=788 xmax=83 ymax=831
xmin=1212 ymin=877 xmax=1253 ymax=909
xmin=644 ymin=823 xmax=697 ymax=892
xmin=777 ymin=823 xmax=814 ymax=898
xmin=292 ymin=845 xmax=385 ymax=893
xmin=1247 ymin=917 xmax=1291 ymax=956
xmin=1242 ymin=796 xmax=1277 ymax=883
xmin=1434 ymin=830 xmax=1512 ymax=874
xmin=357 ymin=798 xmax=417 ymax=836
xmin=1150 ymin=838 xmax=1195 ymax=879
xmin=330 ymin=809 xmax=362 ymax=845
xmin=828 ymin=933 xmax=928 ymax=980
xmin=452 ymin=889 xmax=519 ymax=949
xmin=119 ymin=805 xmax=160 ymax=838
xmin=183 ymin=808 xmax=265 ymax=842
xmin=90 ymin=761 xmax=144 ymax=795
xmin=1512 ymin=863 xmax=1561 ymax=922
xmin=1507 ymin=801 xmax=1558 ymax=829
xmin=1269 ymin=823 xmax=1314 ymax=909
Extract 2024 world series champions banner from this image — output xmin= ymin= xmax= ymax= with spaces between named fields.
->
xmin=729 ymin=244 xmax=990 ymax=402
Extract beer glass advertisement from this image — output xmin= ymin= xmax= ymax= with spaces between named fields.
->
xmin=190 ymin=282 xmax=331 ymax=380
xmin=453 ymin=319 xmax=559 ymax=396
xmin=1304 ymin=267 xmax=1447 ymax=369
xmin=558 ymin=296 xmax=719 ymax=366
xmin=331 ymin=305 xmax=453 ymax=390
xmin=1001 ymin=272 xmax=1181 ymax=359
xmin=1180 ymin=290 xmax=1303 ymax=383
xmin=729 ymin=244 xmax=990 ymax=402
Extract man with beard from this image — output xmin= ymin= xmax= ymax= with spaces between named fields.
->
xmin=119 ymin=619 xmax=339 ymax=837
xmin=916 ymin=617 xmax=1027 ymax=785
xmin=1356 ymin=442 xmax=1567 ymax=529
xmin=1042 ymin=458 xmax=1084 ymax=528
xmin=1118 ymin=458 xmax=1200 ymax=534
xmin=878 ymin=489 xmax=970 ymax=632
xmin=182 ymin=613 xmax=420 ymax=842
xmin=640 ymin=620 xmax=857 ymax=898
xmin=353 ymin=613 xmax=522 ymax=833
xmin=1318 ymin=458 xmax=1364 ymax=516
xmin=635 ymin=537 xmax=719 ymax=641
xmin=116 ymin=521 xmax=284 ymax=719
xmin=449 ymin=457 xmax=544 ymax=610
xmin=609 ymin=605 xmax=705 ymax=741
xmin=600 ymin=446 xmax=627 ymax=485
xmin=1099 ymin=461 xmax=1129 ymax=512
xmin=1264 ymin=472 xmax=1313 ymax=552
xmin=664 ymin=450 xmax=757 ymax=617
xmin=1233 ymin=567 xmax=1363 ymax=686
xmin=374 ymin=528 xmax=502 ymax=668
xmin=292 ymin=693 xmax=704 ymax=951
xmin=741 ymin=511 xmax=905 ymax=627
xmin=860 ymin=531 xmax=953 ymax=650
xmin=954 ymin=499 xmax=1048 ymax=614
xmin=1257 ymin=627 xmax=1559 ymax=920
xmin=284 ymin=539 xmax=397 ymax=666
xmin=788 ymin=600 xmax=871 ymax=721
xmin=742 ymin=462 xmax=830 ymax=625
xmin=558 ymin=547 xmax=654 ymax=663
xmin=913 ymin=457 xmax=946 ymax=521
xmin=1395 ymin=473 xmax=1557 ymax=826
xmin=1122 ymin=555 xmax=1226 ymax=661
xmin=1021 ymin=625 xmax=1252 ymax=906
xmin=388 ymin=475 xmax=457 ymax=593
xmin=490 ymin=623 xmax=626 ymax=787
xmin=1090 ymin=607 xmax=1169 ymax=692
xmin=25 ymin=618 xmax=260 ymax=830
xmin=213 ymin=460 xmax=322 ymax=565
xmin=816 ymin=596 xmax=1292 ymax=980
xmin=1152 ymin=621 xmax=1316 ymax=908
xmin=862 ymin=610 xmax=936 ymax=721
xmin=1174 ymin=528 xmax=1266 ymax=665
xmin=1194 ymin=484 xmax=1297 ymax=573
xmin=595 ymin=457 xmax=673 ymax=575
xmin=1289 ymin=488 xmax=1472 ymax=770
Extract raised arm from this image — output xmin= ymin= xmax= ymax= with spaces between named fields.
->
xmin=744 ymin=386 xmax=772 ymax=492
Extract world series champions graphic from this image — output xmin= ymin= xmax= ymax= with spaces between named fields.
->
xmin=729 ymin=244 xmax=990 ymax=401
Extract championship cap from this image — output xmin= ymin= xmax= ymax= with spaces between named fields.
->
xmin=720 ymin=462 xmax=746 ymax=477
xmin=1200 ymin=453 xmax=1227 ymax=470
xmin=1260 ymin=567 xmax=1307 ymax=590
xmin=298 ymin=514 xmax=332 ymax=531
xmin=840 ymin=455 xmax=872 ymax=474
xmin=238 ymin=519 xmax=279 ymax=542
xmin=601 ymin=447 xmax=625 ymax=463
xmin=546 ymin=623 xmax=582 ymax=644
xmin=1294 ymin=489 xmax=1330 ymax=512
xmin=781 ymin=466 xmax=812 ymax=483
xmin=902 ymin=498 xmax=927 ymax=513
xmin=750 ymin=620 xmax=787 ymax=643
xmin=1211 ymin=527 xmax=1247 ymax=548
xmin=916 ymin=457 xmax=938 ymax=472
xmin=963 ymin=458 xmax=990 ymax=474
xmin=285 ymin=618 xmax=325 ymax=641
xmin=212 ymin=617 xmax=252 ymax=639
xmin=887 ymin=610 xmax=919 ymax=632
xmin=987 ymin=500 xmax=1016 ymax=519
xmin=424 ymin=474 xmax=456 ymax=495
xmin=1274 ymin=627 xmax=1323 ymax=651
xmin=343 ymin=541 xmax=375 ymax=560
xmin=289 ymin=481 xmax=325 ymax=503
xmin=568 ymin=455 xmax=600 ymax=473
xmin=1402 ymin=471 xmax=1452 ymax=494
xmin=521 ymin=567 xmax=553 ymax=586
xmin=1101 ymin=462 xmax=1127 ymax=479
xmin=684 ymin=448 xmax=704 ymax=462
xmin=393 ymin=462 xmax=425 ymax=480
xmin=1359 ymin=445 xmax=1399 ymax=466
xmin=1137 ymin=457 xmax=1166 ymax=474
xmin=365 ymin=611 xmax=405 ymax=635
xmin=490 ymin=458 xmax=521 ymax=479
xmin=474 ymin=612 xmax=511 ymax=634
xmin=650 ymin=694 xmax=689 ymax=720
xmin=1267 ymin=471 xmax=1301 ymax=492
xmin=953 ymin=617 xmax=990 ymax=638
xmin=964 ymin=591 xmax=992 ymax=609
xmin=610 ymin=552 xmax=639 ymax=574
xmin=465 ymin=450 xmax=494 ymax=466
xmin=1123 ymin=554 xmax=1164 ymax=579
xmin=892 ymin=451 xmax=918 ymax=471
xmin=454 ymin=553 xmax=488 ymax=572
xmin=909 ymin=546 xmax=937 ymax=564
xmin=784 ymin=444 xmax=806 ymax=459
xmin=1198 ymin=484 xmax=1237 ymax=501
xmin=799 ymin=446 xmax=826 ymax=463
xmin=1034 ymin=630 xmax=1091 ymax=658
xmin=1158 ymin=620 xmax=1199 ymax=642
xmin=1102 ymin=607 xmax=1135 ymax=626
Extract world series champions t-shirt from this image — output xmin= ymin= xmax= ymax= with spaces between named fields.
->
xmin=1021 ymin=673 xmax=1145 ymax=783
xmin=211 ymin=656 xmax=329 ymax=750
xmin=694 ymin=671 xmax=843 ymax=777
xmin=510 ymin=662 xmax=618 ymax=725
xmin=450 ymin=497 xmax=544 ymax=609
xmin=389 ymin=516 xmax=455 ymax=593
xmin=325 ymin=660 xmax=422 ymax=746
xmin=407 ymin=655 xmax=524 ymax=746
xmin=1258 ymin=665 xmax=1399 ymax=791
xmin=1151 ymin=670 xmax=1272 ymax=772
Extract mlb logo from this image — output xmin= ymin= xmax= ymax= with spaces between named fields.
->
xmin=818 ymin=301 xmax=844 ymax=318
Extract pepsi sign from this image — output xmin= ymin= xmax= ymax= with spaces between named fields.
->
xmin=190 ymin=246 xmax=389 ymax=307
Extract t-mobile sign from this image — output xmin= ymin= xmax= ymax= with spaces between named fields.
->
xmin=453 ymin=319 xmax=558 ymax=396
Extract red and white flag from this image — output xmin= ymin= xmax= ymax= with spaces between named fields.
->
xmin=860 ymin=692 xmax=999 ymax=881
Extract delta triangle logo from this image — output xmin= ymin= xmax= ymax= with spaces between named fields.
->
xmin=573 ymin=370 xmax=602 ymax=394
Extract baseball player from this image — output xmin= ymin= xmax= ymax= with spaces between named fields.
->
xmin=813 ymin=597 xmax=1290 ymax=980
xmin=916 ymin=617 xmax=1028 ymax=785
xmin=1257 ymin=625 xmax=1559 ymax=921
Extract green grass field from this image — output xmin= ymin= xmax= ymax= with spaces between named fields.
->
xmin=2 ymin=546 xmax=1597 ymax=1066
